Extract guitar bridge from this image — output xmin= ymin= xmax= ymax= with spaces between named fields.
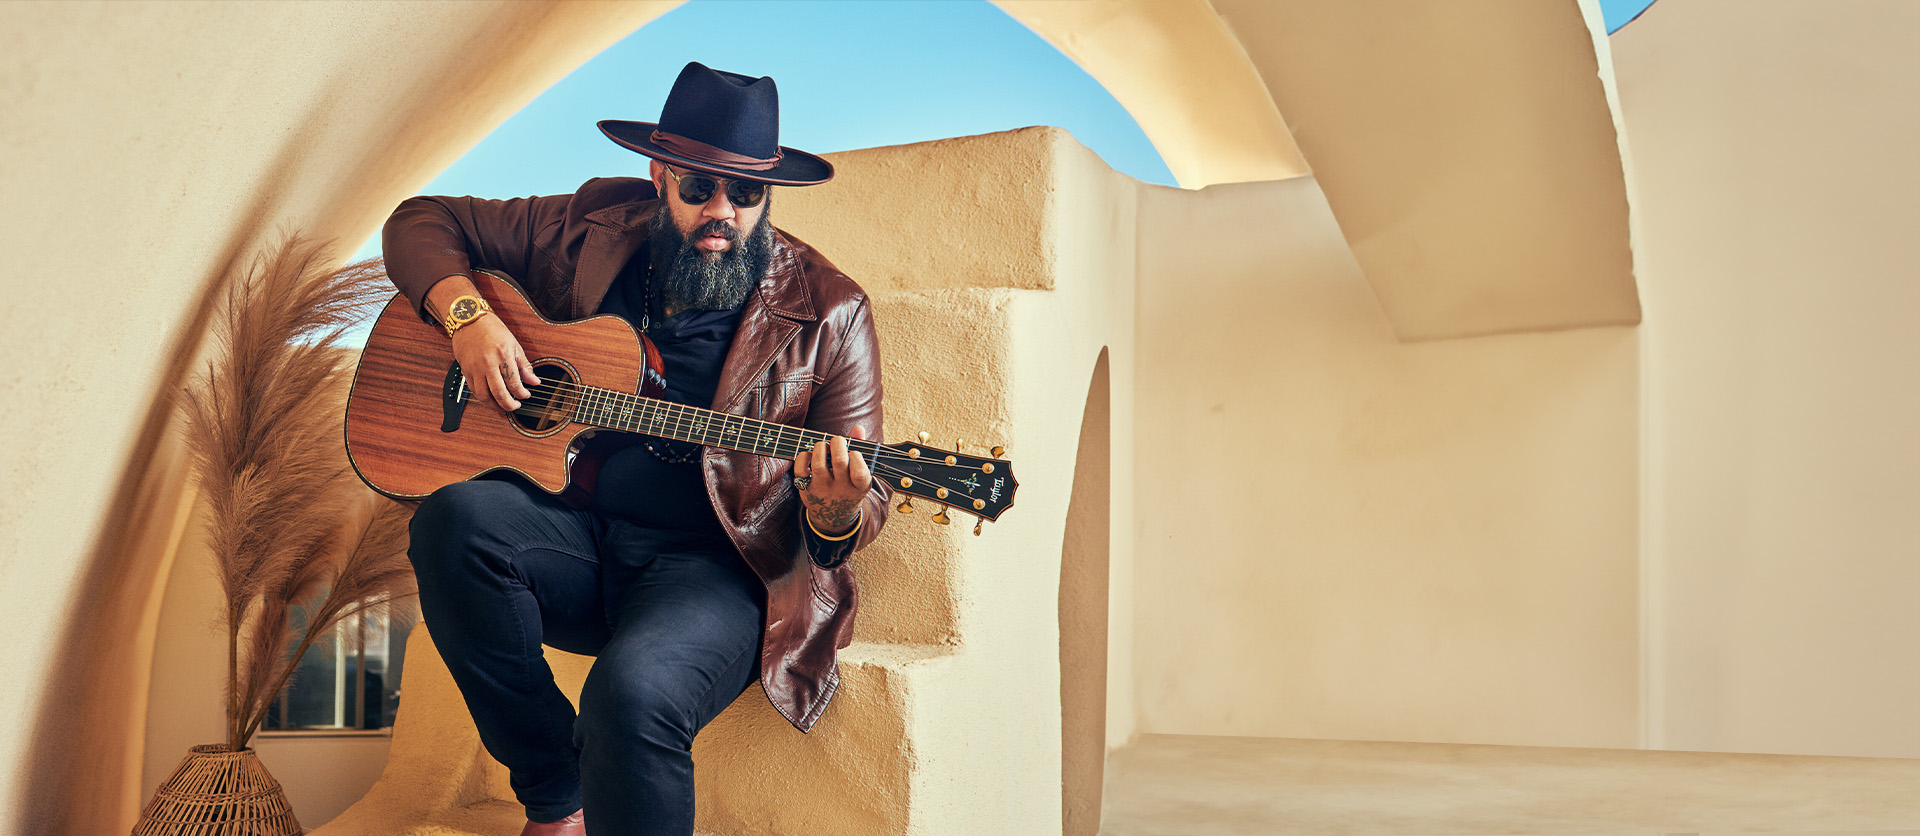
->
xmin=441 ymin=361 xmax=468 ymax=433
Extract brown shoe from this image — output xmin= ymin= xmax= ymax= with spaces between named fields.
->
xmin=520 ymin=809 xmax=585 ymax=836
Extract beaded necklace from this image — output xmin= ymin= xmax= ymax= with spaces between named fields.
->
xmin=636 ymin=256 xmax=704 ymax=465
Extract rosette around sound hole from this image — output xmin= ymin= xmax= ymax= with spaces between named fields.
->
xmin=514 ymin=361 xmax=580 ymax=434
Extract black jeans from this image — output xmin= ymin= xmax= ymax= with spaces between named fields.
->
xmin=408 ymin=478 xmax=765 ymax=835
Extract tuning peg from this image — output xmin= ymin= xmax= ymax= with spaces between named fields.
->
xmin=973 ymin=518 xmax=983 ymax=536
xmin=931 ymin=506 xmax=951 ymax=525
xmin=918 ymin=430 xmax=931 ymax=444
xmin=991 ymin=445 xmax=1005 ymax=458
xmin=897 ymin=498 xmax=914 ymax=514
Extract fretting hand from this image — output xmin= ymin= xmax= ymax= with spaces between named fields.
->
xmin=794 ymin=425 xmax=872 ymax=537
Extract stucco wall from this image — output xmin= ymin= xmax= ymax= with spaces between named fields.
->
xmin=1616 ymin=0 xmax=1920 ymax=758
xmin=1129 ymin=177 xmax=1642 ymax=748
xmin=141 ymin=497 xmax=226 ymax=808
xmin=727 ymin=127 xmax=1141 ymax=836
xmin=1214 ymin=0 xmax=1639 ymax=340
xmin=993 ymin=0 xmax=1308 ymax=187
xmin=0 ymin=3 xmax=680 ymax=832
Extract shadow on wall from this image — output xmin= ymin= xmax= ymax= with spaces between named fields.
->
xmin=1061 ymin=347 xmax=1111 ymax=836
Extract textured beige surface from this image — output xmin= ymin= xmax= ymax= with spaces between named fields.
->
xmin=1004 ymin=0 xmax=1641 ymax=341
xmin=756 ymin=125 xmax=1141 ymax=836
xmin=1060 ymin=349 xmax=1112 ymax=836
xmin=1104 ymin=734 xmax=1920 ymax=836
xmin=141 ymin=495 xmax=226 ymax=810
xmin=1218 ymin=0 xmax=1640 ymax=340
xmin=1615 ymin=0 xmax=1920 ymax=758
xmin=1 ymin=3 xmax=680 ymax=833
xmin=784 ymin=130 xmax=1057 ymax=294
xmin=313 ymin=628 xmax=931 ymax=836
xmin=994 ymin=0 xmax=1308 ymax=187
xmin=1131 ymin=176 xmax=1640 ymax=748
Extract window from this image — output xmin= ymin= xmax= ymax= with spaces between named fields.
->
xmin=261 ymin=606 xmax=417 ymax=732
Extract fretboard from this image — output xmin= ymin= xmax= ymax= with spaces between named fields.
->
xmin=536 ymin=382 xmax=879 ymax=461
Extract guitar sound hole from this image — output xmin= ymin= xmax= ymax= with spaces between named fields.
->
xmin=512 ymin=362 xmax=578 ymax=434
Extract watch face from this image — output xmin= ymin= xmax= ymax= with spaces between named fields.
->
xmin=451 ymin=298 xmax=478 ymax=321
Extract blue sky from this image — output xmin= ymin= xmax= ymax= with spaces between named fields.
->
xmin=352 ymin=0 xmax=1658 ymax=264
xmin=350 ymin=0 xmax=1171 ymax=262
xmin=1601 ymin=0 xmax=1659 ymax=33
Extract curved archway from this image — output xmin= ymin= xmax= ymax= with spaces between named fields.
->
xmin=996 ymin=0 xmax=1309 ymax=187
xmin=1060 ymin=347 xmax=1112 ymax=836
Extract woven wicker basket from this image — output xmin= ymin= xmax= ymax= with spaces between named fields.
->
xmin=132 ymin=744 xmax=302 ymax=836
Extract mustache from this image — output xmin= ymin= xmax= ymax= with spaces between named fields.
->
xmin=691 ymin=219 xmax=739 ymax=243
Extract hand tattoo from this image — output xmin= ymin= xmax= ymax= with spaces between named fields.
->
xmin=804 ymin=493 xmax=861 ymax=534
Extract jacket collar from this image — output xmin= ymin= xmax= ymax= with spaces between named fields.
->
xmin=757 ymin=230 xmax=817 ymax=322
xmin=582 ymin=198 xmax=817 ymax=323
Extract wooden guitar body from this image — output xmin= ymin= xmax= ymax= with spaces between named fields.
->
xmin=344 ymin=269 xmax=664 ymax=501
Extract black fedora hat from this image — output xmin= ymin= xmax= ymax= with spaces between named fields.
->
xmin=599 ymin=62 xmax=833 ymax=187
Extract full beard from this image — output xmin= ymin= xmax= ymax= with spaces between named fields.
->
xmin=648 ymin=194 xmax=774 ymax=313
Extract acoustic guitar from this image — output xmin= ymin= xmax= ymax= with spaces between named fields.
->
xmin=344 ymin=269 xmax=1017 ymax=533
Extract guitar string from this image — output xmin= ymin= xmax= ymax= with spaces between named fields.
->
xmin=508 ymin=376 xmax=966 ymax=470
xmin=446 ymin=372 xmax=992 ymax=513
xmin=521 ymin=378 xmax=889 ymax=460
xmin=503 ymin=371 xmax=960 ymax=471
xmin=518 ymin=382 xmax=896 ymax=464
xmin=508 ymin=384 xmax=974 ymax=508
xmin=505 ymin=379 xmax=968 ymax=500
xmin=520 ymin=380 xmax=935 ymax=499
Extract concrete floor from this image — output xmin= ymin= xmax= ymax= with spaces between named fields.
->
xmin=1101 ymin=735 xmax=1920 ymax=836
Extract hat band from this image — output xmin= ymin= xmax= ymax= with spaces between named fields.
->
xmin=650 ymin=130 xmax=784 ymax=172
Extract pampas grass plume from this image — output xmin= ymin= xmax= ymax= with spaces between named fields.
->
xmin=180 ymin=234 xmax=416 ymax=750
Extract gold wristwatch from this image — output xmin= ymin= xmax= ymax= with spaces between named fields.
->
xmin=441 ymin=294 xmax=492 ymax=337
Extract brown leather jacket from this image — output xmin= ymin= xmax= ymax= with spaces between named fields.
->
xmin=382 ymin=176 xmax=889 ymax=732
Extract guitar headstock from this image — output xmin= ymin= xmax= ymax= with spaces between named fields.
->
xmin=870 ymin=433 xmax=1017 ymax=534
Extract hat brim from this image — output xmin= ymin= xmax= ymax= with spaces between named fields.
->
xmin=598 ymin=120 xmax=834 ymax=186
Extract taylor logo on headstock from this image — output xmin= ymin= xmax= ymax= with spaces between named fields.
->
xmin=880 ymin=433 xmax=1020 ymax=534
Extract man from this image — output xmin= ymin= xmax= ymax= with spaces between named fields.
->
xmin=383 ymin=62 xmax=890 ymax=836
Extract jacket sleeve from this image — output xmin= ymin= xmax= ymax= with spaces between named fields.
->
xmin=797 ymin=294 xmax=891 ymax=569
xmin=381 ymin=193 xmax=571 ymax=323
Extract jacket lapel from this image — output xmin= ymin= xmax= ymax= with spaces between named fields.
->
xmin=713 ymin=232 xmax=817 ymax=414
xmin=574 ymin=201 xmax=654 ymax=318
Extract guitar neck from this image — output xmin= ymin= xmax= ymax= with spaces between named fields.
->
xmin=539 ymin=381 xmax=874 ymax=460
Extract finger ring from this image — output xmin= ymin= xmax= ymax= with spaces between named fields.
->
xmin=793 ymin=475 xmax=812 ymax=491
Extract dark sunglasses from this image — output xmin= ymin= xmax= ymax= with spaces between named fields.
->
xmin=663 ymin=166 xmax=768 ymax=208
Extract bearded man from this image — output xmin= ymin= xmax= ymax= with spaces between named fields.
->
xmin=382 ymin=62 xmax=889 ymax=836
